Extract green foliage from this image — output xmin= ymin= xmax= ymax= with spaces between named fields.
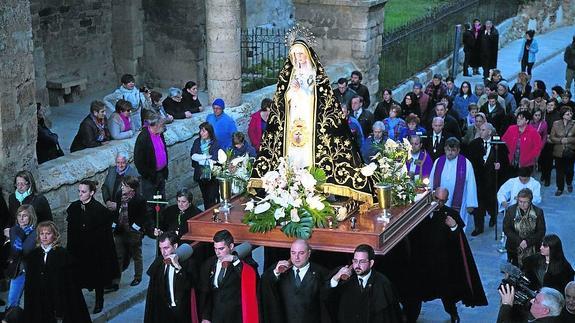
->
xmin=281 ymin=215 xmax=313 ymax=240
xmin=242 ymin=56 xmax=286 ymax=93
xmin=384 ymin=0 xmax=449 ymax=31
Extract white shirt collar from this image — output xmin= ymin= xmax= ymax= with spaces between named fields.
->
xmin=293 ymin=262 xmax=311 ymax=280
xmin=357 ymin=270 xmax=372 ymax=288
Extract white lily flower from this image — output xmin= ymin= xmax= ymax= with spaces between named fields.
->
xmin=336 ymin=207 xmax=348 ymax=221
xmin=360 ymin=163 xmax=378 ymax=176
xmin=244 ymin=199 xmax=255 ymax=211
xmin=217 ymin=149 xmax=227 ymax=164
xmin=306 ymin=195 xmax=325 ymax=211
xmin=290 ymin=208 xmax=300 ymax=222
xmin=274 ymin=207 xmax=285 ymax=220
xmin=299 ymin=172 xmax=317 ymax=192
xmin=231 ymin=154 xmax=248 ymax=166
xmin=254 ymin=202 xmax=271 ymax=214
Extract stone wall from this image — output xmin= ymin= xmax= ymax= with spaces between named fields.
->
xmin=111 ymin=0 xmax=144 ymax=84
xmin=243 ymin=0 xmax=294 ymax=29
xmin=141 ymin=0 xmax=206 ymax=89
xmin=499 ymin=0 xmax=575 ymax=47
xmin=294 ymin=0 xmax=386 ymax=108
xmin=30 ymin=0 xmax=116 ymax=93
xmin=0 ymin=0 xmax=38 ymax=190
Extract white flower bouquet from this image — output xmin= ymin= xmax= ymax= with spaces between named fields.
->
xmin=360 ymin=138 xmax=416 ymax=205
xmin=211 ymin=149 xmax=253 ymax=194
xmin=242 ymin=158 xmax=335 ymax=239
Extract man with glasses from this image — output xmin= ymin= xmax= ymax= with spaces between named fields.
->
xmin=328 ymin=244 xmax=402 ymax=322
xmin=403 ymin=187 xmax=487 ymax=323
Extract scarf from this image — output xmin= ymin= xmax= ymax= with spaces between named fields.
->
xmin=15 ymin=188 xmax=31 ymax=204
xmin=433 ymin=154 xmax=467 ymax=209
xmin=116 ymin=165 xmax=130 ymax=176
xmin=90 ymin=114 xmax=106 ymax=142
xmin=200 ymin=139 xmax=211 ymax=155
xmin=513 ymin=205 xmax=538 ymax=266
xmin=118 ymin=190 xmax=136 ymax=229
xmin=119 ymin=113 xmax=132 ymax=131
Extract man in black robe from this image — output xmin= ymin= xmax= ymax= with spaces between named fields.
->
xmin=198 ymin=230 xmax=259 ymax=323
xmin=260 ymin=239 xmax=330 ymax=323
xmin=480 ymin=20 xmax=499 ymax=79
xmin=144 ymin=231 xmax=197 ymax=323
xmin=403 ymin=187 xmax=487 ymax=323
xmin=467 ymin=122 xmax=509 ymax=235
xmin=328 ymin=244 xmax=402 ymax=323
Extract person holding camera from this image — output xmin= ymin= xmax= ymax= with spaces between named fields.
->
xmin=503 ymin=188 xmax=546 ymax=267
xmin=497 ymin=285 xmax=564 ymax=322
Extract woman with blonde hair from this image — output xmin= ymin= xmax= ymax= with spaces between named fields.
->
xmin=24 ymin=221 xmax=91 ymax=322
xmin=5 ymin=205 xmax=37 ymax=308
xmin=511 ymin=71 xmax=532 ymax=106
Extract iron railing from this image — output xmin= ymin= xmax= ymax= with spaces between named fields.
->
xmin=378 ymin=0 xmax=523 ymax=92
xmin=240 ymin=28 xmax=288 ymax=93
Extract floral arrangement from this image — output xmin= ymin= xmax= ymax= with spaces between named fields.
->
xmin=211 ymin=149 xmax=253 ymax=194
xmin=361 ymin=138 xmax=416 ymax=205
xmin=242 ymin=158 xmax=334 ymax=239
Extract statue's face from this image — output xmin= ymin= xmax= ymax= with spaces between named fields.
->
xmin=290 ymin=44 xmax=309 ymax=66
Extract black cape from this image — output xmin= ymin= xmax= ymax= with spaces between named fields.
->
xmin=327 ymin=269 xmax=403 ymax=323
xmin=260 ymin=262 xmax=330 ymax=323
xmin=407 ymin=205 xmax=488 ymax=307
xmin=144 ymin=256 xmax=198 ymax=323
xmin=66 ymin=198 xmax=118 ymax=289
xmin=24 ymin=246 xmax=91 ymax=323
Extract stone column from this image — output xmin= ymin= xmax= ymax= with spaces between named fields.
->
xmin=205 ymin=0 xmax=242 ymax=106
xmin=0 ymin=0 xmax=37 ymax=188
xmin=112 ymin=0 xmax=144 ymax=83
xmin=293 ymin=0 xmax=387 ymax=100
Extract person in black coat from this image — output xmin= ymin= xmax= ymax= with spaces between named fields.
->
xmin=198 ymin=230 xmax=259 ymax=323
xmin=110 ymin=176 xmax=153 ymax=289
xmin=37 ymin=103 xmax=63 ymax=164
xmin=181 ymin=81 xmax=204 ymax=114
xmin=190 ymin=122 xmax=220 ymax=209
xmin=155 ymin=188 xmax=201 ymax=239
xmin=24 ymin=221 xmax=91 ymax=323
xmin=70 ymin=100 xmax=111 ymax=152
xmin=134 ymin=116 xmax=169 ymax=204
xmin=503 ymin=188 xmax=546 ymax=267
xmin=66 ymin=179 xmax=118 ymax=314
xmin=467 ymin=122 xmax=509 ymax=235
xmin=260 ymin=239 xmax=330 ymax=323
xmin=480 ymin=20 xmax=499 ymax=78
xmin=144 ymin=231 xmax=198 ymax=323
xmin=480 ymin=93 xmax=507 ymax=135
xmin=351 ymin=95 xmax=375 ymax=139
xmin=523 ymin=234 xmax=574 ymax=295
xmin=102 ymin=152 xmax=140 ymax=212
xmin=403 ymin=187 xmax=487 ymax=323
xmin=163 ymin=87 xmax=194 ymax=120
xmin=373 ymin=88 xmax=398 ymax=121
xmin=8 ymin=170 xmax=52 ymax=226
xmin=328 ymin=244 xmax=402 ymax=323
xmin=462 ymin=23 xmax=476 ymax=77
xmin=424 ymin=117 xmax=455 ymax=161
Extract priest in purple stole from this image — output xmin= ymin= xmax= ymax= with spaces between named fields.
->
xmin=429 ymin=137 xmax=478 ymax=226
xmin=406 ymin=134 xmax=433 ymax=180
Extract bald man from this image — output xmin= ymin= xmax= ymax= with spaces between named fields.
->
xmin=560 ymin=281 xmax=575 ymax=320
xmin=260 ymin=239 xmax=329 ymax=323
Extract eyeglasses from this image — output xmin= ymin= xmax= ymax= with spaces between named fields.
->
xmin=352 ymin=259 xmax=370 ymax=265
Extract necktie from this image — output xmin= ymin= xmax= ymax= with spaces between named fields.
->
xmin=484 ymin=141 xmax=488 ymax=153
xmin=434 ymin=135 xmax=439 ymax=148
xmin=295 ymin=269 xmax=302 ymax=288
xmin=359 ymin=278 xmax=364 ymax=292
xmin=164 ymin=265 xmax=171 ymax=301
xmin=217 ymin=265 xmax=226 ymax=287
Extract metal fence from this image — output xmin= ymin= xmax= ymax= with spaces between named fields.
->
xmin=378 ymin=0 xmax=524 ymax=92
xmin=240 ymin=28 xmax=288 ymax=93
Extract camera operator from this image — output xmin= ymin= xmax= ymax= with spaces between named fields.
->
xmin=497 ymin=284 xmax=564 ymax=322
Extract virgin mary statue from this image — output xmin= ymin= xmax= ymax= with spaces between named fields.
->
xmin=248 ymin=35 xmax=373 ymax=204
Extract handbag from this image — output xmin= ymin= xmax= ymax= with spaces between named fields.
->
xmin=561 ymin=122 xmax=575 ymax=159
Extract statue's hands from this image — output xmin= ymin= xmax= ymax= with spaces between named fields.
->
xmin=291 ymin=79 xmax=301 ymax=92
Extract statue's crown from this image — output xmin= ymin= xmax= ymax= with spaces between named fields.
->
xmin=285 ymin=23 xmax=317 ymax=47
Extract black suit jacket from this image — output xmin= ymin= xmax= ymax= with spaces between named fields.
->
xmin=328 ymin=270 xmax=402 ymax=323
xmin=468 ymin=137 xmax=509 ymax=194
xmin=356 ymin=109 xmax=375 ymax=139
xmin=480 ymin=102 xmax=506 ymax=135
xmin=112 ymin=194 xmax=153 ymax=237
xmin=144 ymin=256 xmax=196 ymax=323
xmin=199 ymin=255 xmax=258 ymax=323
xmin=424 ymin=131 xmax=454 ymax=161
xmin=260 ymin=262 xmax=330 ymax=323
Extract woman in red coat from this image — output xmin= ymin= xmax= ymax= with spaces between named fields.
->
xmin=502 ymin=110 xmax=543 ymax=177
xmin=247 ymin=98 xmax=271 ymax=151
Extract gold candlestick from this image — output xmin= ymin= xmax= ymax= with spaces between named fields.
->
xmin=218 ymin=177 xmax=232 ymax=213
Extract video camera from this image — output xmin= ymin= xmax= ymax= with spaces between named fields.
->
xmin=499 ymin=262 xmax=538 ymax=307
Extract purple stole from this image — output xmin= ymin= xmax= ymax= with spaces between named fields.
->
xmin=433 ymin=154 xmax=467 ymax=210
xmin=407 ymin=151 xmax=427 ymax=177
